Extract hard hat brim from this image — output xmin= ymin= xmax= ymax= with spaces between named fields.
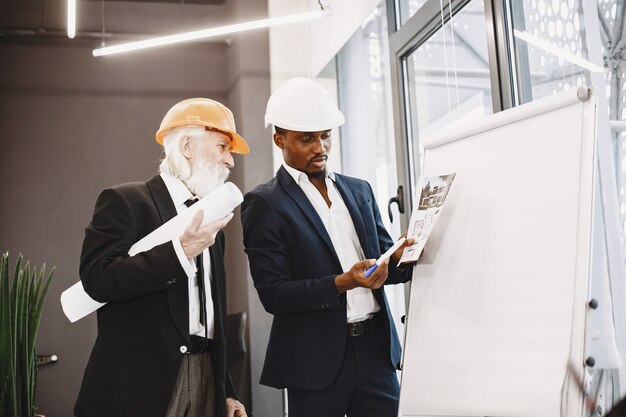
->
xmin=264 ymin=114 xmax=345 ymax=132
xmin=156 ymin=121 xmax=249 ymax=154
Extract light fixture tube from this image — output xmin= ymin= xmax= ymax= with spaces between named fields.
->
xmin=513 ymin=29 xmax=604 ymax=73
xmin=68 ymin=0 xmax=76 ymax=39
xmin=93 ymin=7 xmax=331 ymax=57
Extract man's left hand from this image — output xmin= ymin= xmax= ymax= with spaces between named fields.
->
xmin=226 ymin=397 xmax=247 ymax=417
xmin=391 ymin=235 xmax=416 ymax=263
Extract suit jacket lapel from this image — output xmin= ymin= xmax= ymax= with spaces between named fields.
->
xmin=146 ymin=175 xmax=178 ymax=224
xmin=334 ymin=176 xmax=386 ymax=306
xmin=333 ymin=175 xmax=372 ymax=258
xmin=146 ymin=174 xmax=190 ymax=342
xmin=277 ymin=167 xmax=338 ymax=260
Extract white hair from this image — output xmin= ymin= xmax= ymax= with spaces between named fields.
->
xmin=159 ymin=125 xmax=230 ymax=197
xmin=158 ymin=126 xmax=205 ymax=180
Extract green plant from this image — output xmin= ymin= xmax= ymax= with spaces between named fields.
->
xmin=0 ymin=252 xmax=54 ymax=417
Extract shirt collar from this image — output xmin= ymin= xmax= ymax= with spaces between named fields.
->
xmin=160 ymin=172 xmax=194 ymax=207
xmin=282 ymin=163 xmax=335 ymax=185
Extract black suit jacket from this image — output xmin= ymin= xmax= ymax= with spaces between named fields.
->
xmin=241 ymin=167 xmax=413 ymax=390
xmin=74 ymin=175 xmax=235 ymax=417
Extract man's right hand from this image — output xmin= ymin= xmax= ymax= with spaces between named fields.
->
xmin=334 ymin=258 xmax=389 ymax=294
xmin=180 ymin=209 xmax=234 ymax=259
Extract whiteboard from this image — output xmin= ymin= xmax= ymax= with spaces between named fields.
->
xmin=399 ymin=87 xmax=596 ymax=417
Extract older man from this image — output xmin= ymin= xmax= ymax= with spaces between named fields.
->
xmin=75 ymin=98 xmax=247 ymax=417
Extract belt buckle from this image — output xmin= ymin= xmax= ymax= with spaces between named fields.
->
xmin=349 ymin=319 xmax=371 ymax=337
xmin=362 ymin=320 xmax=372 ymax=336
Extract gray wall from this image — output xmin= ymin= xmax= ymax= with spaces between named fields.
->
xmin=222 ymin=0 xmax=280 ymax=415
xmin=0 ymin=15 xmax=272 ymax=417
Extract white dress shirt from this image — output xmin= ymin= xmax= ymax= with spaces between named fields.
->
xmin=282 ymin=163 xmax=380 ymax=323
xmin=161 ymin=172 xmax=215 ymax=339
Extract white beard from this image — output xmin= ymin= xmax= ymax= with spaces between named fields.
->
xmin=183 ymin=157 xmax=230 ymax=198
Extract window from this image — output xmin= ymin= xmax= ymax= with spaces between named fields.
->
xmin=509 ymin=0 xmax=590 ymax=104
xmin=403 ymin=0 xmax=493 ymax=188
xmin=397 ymin=0 xmax=429 ymax=27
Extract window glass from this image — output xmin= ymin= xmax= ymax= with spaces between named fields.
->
xmin=397 ymin=0 xmax=429 ymax=27
xmin=510 ymin=0 xmax=590 ymax=104
xmin=404 ymin=0 xmax=493 ymax=185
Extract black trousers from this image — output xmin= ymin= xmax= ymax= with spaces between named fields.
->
xmin=287 ymin=325 xmax=400 ymax=417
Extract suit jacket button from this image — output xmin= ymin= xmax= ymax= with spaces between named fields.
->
xmin=167 ymin=280 xmax=172 ymax=286
xmin=171 ymin=278 xmax=177 ymax=284
xmin=180 ymin=345 xmax=188 ymax=354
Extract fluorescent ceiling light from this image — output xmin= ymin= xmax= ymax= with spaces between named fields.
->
xmin=513 ymin=29 xmax=604 ymax=73
xmin=67 ymin=0 xmax=76 ymax=39
xmin=93 ymin=7 xmax=331 ymax=57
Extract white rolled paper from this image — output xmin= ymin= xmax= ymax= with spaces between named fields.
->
xmin=61 ymin=182 xmax=243 ymax=323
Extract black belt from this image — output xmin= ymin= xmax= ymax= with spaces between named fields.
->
xmin=187 ymin=336 xmax=215 ymax=354
xmin=347 ymin=312 xmax=384 ymax=337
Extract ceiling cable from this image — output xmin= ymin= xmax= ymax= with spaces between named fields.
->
xmin=40 ymin=0 xmax=46 ymax=29
xmin=439 ymin=0 xmax=452 ymax=114
xmin=447 ymin=0 xmax=460 ymax=116
xmin=100 ymin=0 xmax=106 ymax=47
xmin=180 ymin=0 xmax=185 ymax=32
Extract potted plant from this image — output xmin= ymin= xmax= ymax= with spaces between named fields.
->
xmin=0 ymin=252 xmax=54 ymax=417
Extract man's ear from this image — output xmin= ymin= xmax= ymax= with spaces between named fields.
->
xmin=273 ymin=132 xmax=284 ymax=149
xmin=180 ymin=135 xmax=193 ymax=159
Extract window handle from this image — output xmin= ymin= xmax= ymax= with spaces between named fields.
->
xmin=387 ymin=186 xmax=405 ymax=223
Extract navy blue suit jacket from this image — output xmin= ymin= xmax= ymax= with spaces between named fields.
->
xmin=241 ymin=166 xmax=413 ymax=390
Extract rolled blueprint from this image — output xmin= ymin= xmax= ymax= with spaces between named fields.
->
xmin=61 ymin=182 xmax=243 ymax=323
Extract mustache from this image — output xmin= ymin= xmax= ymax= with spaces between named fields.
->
xmin=308 ymin=155 xmax=328 ymax=163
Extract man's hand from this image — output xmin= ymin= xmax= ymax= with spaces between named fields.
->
xmin=334 ymin=258 xmax=389 ymax=294
xmin=226 ymin=397 xmax=247 ymax=417
xmin=391 ymin=235 xmax=416 ymax=263
xmin=180 ymin=210 xmax=234 ymax=259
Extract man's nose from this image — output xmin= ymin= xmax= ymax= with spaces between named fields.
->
xmin=224 ymin=151 xmax=235 ymax=168
xmin=313 ymin=138 xmax=326 ymax=154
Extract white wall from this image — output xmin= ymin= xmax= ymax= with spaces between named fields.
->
xmin=268 ymin=0 xmax=382 ymax=84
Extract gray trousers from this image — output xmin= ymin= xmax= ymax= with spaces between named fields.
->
xmin=165 ymin=352 xmax=216 ymax=417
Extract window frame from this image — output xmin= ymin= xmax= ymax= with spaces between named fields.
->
xmin=386 ymin=0 xmax=515 ymax=228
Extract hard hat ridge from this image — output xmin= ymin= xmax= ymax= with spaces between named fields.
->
xmin=265 ymin=77 xmax=345 ymax=132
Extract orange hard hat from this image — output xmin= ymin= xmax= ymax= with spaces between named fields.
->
xmin=155 ymin=98 xmax=249 ymax=154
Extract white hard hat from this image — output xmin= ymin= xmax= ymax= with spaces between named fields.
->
xmin=265 ymin=77 xmax=345 ymax=132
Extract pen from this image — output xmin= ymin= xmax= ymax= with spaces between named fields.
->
xmin=364 ymin=237 xmax=407 ymax=278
